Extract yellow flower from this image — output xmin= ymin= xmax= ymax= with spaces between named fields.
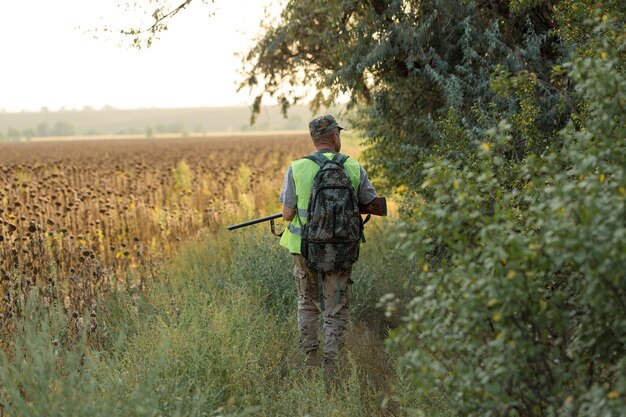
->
xmin=492 ymin=312 xmax=502 ymax=322
xmin=422 ymin=263 xmax=429 ymax=273
xmin=507 ymin=270 xmax=516 ymax=280
xmin=600 ymin=51 xmax=607 ymax=60
xmin=600 ymin=174 xmax=606 ymax=183
xmin=608 ymin=390 xmax=619 ymax=399
xmin=480 ymin=142 xmax=491 ymax=152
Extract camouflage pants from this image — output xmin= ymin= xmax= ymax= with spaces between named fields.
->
xmin=292 ymin=254 xmax=352 ymax=362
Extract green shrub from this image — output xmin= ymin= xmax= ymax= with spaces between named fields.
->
xmin=389 ymin=18 xmax=625 ymax=416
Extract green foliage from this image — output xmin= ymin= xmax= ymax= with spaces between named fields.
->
xmin=388 ymin=21 xmax=626 ymax=416
xmin=553 ymin=0 xmax=626 ymax=70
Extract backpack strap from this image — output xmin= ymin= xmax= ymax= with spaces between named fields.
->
xmin=304 ymin=152 xmax=350 ymax=168
xmin=303 ymin=152 xmax=330 ymax=168
xmin=332 ymin=153 xmax=349 ymax=167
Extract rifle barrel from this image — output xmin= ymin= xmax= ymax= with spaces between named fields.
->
xmin=227 ymin=213 xmax=283 ymax=231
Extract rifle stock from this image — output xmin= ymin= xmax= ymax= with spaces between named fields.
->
xmin=358 ymin=196 xmax=387 ymax=217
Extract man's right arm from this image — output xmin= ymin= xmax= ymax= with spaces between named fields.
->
xmin=358 ymin=165 xmax=387 ymax=216
xmin=358 ymin=165 xmax=378 ymax=204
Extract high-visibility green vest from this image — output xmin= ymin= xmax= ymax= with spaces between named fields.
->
xmin=280 ymin=152 xmax=361 ymax=254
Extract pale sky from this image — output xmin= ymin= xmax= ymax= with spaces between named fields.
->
xmin=0 ymin=0 xmax=280 ymax=112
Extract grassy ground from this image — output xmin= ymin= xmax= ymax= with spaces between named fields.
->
xmin=0 ymin=219 xmax=416 ymax=416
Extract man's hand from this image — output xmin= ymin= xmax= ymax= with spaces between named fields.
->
xmin=282 ymin=205 xmax=296 ymax=221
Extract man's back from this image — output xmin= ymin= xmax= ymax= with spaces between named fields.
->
xmin=278 ymin=115 xmax=379 ymax=389
xmin=300 ymin=151 xmax=362 ymax=272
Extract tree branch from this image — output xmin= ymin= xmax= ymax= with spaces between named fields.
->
xmin=121 ymin=0 xmax=212 ymax=48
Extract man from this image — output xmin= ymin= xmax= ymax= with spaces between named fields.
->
xmin=278 ymin=115 xmax=379 ymax=385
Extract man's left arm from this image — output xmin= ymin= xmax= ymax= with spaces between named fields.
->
xmin=283 ymin=206 xmax=295 ymax=221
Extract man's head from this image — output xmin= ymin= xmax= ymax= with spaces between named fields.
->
xmin=308 ymin=115 xmax=344 ymax=152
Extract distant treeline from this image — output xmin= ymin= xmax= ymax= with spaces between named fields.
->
xmin=0 ymin=105 xmax=336 ymax=141
xmin=1 ymin=121 xmax=76 ymax=141
xmin=0 ymin=121 xmax=193 ymax=141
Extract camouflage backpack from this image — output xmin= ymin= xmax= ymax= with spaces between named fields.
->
xmin=300 ymin=152 xmax=362 ymax=272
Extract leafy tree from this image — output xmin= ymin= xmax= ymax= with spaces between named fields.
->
xmin=6 ymin=127 xmax=21 ymax=141
xmin=104 ymin=0 xmax=215 ymax=48
xmin=389 ymin=24 xmax=625 ymax=414
xmin=22 ymin=128 xmax=36 ymax=140
xmin=36 ymin=122 xmax=49 ymax=137
xmin=241 ymin=0 xmax=577 ymax=187
xmin=52 ymin=121 xmax=76 ymax=136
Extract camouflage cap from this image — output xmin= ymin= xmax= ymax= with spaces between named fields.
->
xmin=309 ymin=115 xmax=344 ymax=138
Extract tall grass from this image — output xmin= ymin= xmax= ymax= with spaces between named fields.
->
xmin=0 ymin=218 xmax=414 ymax=416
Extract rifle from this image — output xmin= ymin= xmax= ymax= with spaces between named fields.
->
xmin=356 ymin=196 xmax=387 ymax=225
xmin=226 ymin=197 xmax=387 ymax=234
xmin=227 ymin=213 xmax=283 ymax=235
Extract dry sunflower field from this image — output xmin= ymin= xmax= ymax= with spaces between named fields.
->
xmin=0 ymin=133 xmax=309 ymax=331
